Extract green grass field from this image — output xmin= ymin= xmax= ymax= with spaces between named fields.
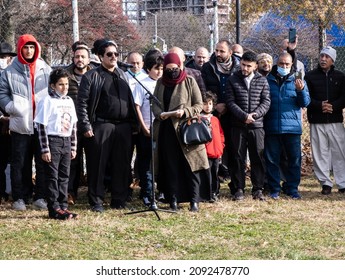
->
xmin=1 ymin=175 xmax=344 ymax=260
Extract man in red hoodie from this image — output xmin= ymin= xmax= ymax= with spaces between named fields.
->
xmin=0 ymin=34 xmax=51 ymax=211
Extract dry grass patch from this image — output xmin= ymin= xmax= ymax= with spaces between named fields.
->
xmin=1 ymin=176 xmax=345 ymax=260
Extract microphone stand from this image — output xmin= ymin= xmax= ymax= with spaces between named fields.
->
xmin=124 ymin=69 xmax=176 ymax=220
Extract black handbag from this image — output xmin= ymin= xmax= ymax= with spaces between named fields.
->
xmin=179 ymin=116 xmax=212 ymax=145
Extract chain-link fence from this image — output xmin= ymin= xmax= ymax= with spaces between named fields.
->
xmin=1 ymin=1 xmax=345 ymax=67
xmin=2 ymin=0 xmax=345 ymax=173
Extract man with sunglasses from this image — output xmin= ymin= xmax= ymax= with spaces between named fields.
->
xmin=77 ymin=40 xmax=139 ymax=213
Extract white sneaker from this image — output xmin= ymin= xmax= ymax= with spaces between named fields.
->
xmin=32 ymin=198 xmax=48 ymax=210
xmin=12 ymin=199 xmax=26 ymax=211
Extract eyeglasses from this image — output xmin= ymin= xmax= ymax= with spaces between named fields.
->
xmin=106 ymin=52 xmax=119 ymax=58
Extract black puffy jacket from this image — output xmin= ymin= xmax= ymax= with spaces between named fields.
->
xmin=305 ymin=65 xmax=345 ymax=124
xmin=225 ymin=70 xmax=271 ymax=128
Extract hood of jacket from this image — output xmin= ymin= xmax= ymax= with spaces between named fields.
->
xmin=17 ymin=34 xmax=40 ymax=65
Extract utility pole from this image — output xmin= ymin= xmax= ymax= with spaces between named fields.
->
xmin=144 ymin=11 xmax=157 ymax=48
xmin=71 ymin=0 xmax=79 ymax=42
xmin=209 ymin=23 xmax=214 ymax=53
xmin=213 ymin=1 xmax=219 ymax=45
xmin=236 ymin=0 xmax=241 ymax=44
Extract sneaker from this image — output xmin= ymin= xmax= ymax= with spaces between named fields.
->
xmin=252 ymin=190 xmax=265 ymax=201
xmin=63 ymin=209 xmax=79 ymax=219
xmin=12 ymin=199 xmax=26 ymax=211
xmin=158 ymin=192 xmax=166 ymax=203
xmin=91 ymin=204 xmax=104 ymax=213
xmin=142 ymin=196 xmax=151 ymax=206
xmin=210 ymin=192 xmax=218 ymax=203
xmin=49 ymin=208 xmax=72 ymax=220
xmin=270 ymin=192 xmax=280 ymax=200
xmin=32 ymin=198 xmax=48 ymax=210
xmin=289 ymin=192 xmax=302 ymax=200
xmin=339 ymin=188 xmax=345 ymax=193
xmin=321 ymin=185 xmax=332 ymax=195
xmin=233 ymin=189 xmax=244 ymax=201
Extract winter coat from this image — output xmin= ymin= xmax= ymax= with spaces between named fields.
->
xmin=201 ymin=53 xmax=240 ymax=102
xmin=152 ymin=76 xmax=209 ymax=172
xmin=185 ymin=67 xmax=206 ymax=96
xmin=305 ymin=64 xmax=345 ymax=124
xmin=0 ymin=34 xmax=51 ymax=134
xmin=65 ymin=63 xmax=93 ymax=105
xmin=225 ymin=70 xmax=271 ymax=128
xmin=202 ymin=114 xmax=225 ymax=159
xmin=76 ymin=66 xmax=139 ymax=134
xmin=265 ymin=68 xmax=310 ymax=135
xmin=185 ymin=59 xmax=201 ymax=71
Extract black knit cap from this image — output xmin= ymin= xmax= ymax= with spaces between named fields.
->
xmin=0 ymin=42 xmax=17 ymax=56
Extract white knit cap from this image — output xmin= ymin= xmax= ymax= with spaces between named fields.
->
xmin=320 ymin=46 xmax=336 ymax=62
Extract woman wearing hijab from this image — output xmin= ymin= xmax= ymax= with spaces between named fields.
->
xmin=152 ymin=53 xmax=209 ymax=212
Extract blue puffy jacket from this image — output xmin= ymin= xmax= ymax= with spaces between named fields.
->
xmin=264 ymin=69 xmax=310 ymax=135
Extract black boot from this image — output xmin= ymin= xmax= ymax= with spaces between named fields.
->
xmin=170 ymin=196 xmax=178 ymax=211
xmin=190 ymin=202 xmax=199 ymax=212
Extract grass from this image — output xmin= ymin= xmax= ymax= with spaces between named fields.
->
xmin=1 ymin=175 xmax=345 ymax=260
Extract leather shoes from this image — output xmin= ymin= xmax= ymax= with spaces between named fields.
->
xmin=91 ymin=204 xmax=104 ymax=213
xmin=190 ymin=202 xmax=199 ymax=212
xmin=110 ymin=199 xmax=127 ymax=209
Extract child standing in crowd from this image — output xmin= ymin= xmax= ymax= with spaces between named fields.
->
xmin=132 ymin=50 xmax=164 ymax=206
xmin=34 ymin=68 xmax=78 ymax=220
xmin=201 ymin=91 xmax=225 ymax=201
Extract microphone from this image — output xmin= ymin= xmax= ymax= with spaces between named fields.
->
xmin=117 ymin=61 xmax=134 ymax=68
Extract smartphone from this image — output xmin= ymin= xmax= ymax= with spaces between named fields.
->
xmin=289 ymin=28 xmax=296 ymax=43
xmin=295 ymin=71 xmax=302 ymax=80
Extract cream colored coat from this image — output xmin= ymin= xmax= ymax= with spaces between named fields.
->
xmin=152 ymin=76 xmax=209 ymax=172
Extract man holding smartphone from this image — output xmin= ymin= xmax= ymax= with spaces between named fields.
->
xmin=280 ymin=28 xmax=305 ymax=79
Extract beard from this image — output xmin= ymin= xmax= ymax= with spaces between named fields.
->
xmin=216 ymin=56 xmax=230 ymax=63
xmin=75 ymin=64 xmax=87 ymax=71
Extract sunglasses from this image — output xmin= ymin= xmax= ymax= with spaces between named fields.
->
xmin=106 ymin=52 xmax=119 ymax=58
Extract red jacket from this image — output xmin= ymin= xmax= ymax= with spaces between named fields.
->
xmin=202 ymin=114 xmax=225 ymax=158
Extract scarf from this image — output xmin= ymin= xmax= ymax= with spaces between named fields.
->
xmin=216 ymin=56 xmax=232 ymax=74
xmin=161 ymin=53 xmax=187 ymax=87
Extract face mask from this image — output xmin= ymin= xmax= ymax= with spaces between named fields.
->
xmin=164 ymin=68 xmax=180 ymax=79
xmin=0 ymin=58 xmax=8 ymax=69
xmin=277 ymin=66 xmax=291 ymax=77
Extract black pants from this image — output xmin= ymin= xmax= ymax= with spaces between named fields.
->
xmin=0 ymin=132 xmax=11 ymax=198
xmin=209 ymin=158 xmax=220 ymax=195
xmin=10 ymin=131 xmax=45 ymax=202
xmin=68 ymin=132 xmax=84 ymax=197
xmin=157 ymin=119 xmax=200 ymax=203
xmin=84 ymin=121 xmax=132 ymax=206
xmin=136 ymin=131 xmax=153 ymax=198
xmin=44 ymin=136 xmax=71 ymax=211
xmin=228 ymin=127 xmax=265 ymax=193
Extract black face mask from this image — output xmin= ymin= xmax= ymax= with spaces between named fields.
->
xmin=164 ymin=68 xmax=180 ymax=79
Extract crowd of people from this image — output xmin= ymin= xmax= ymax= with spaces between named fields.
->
xmin=0 ymin=33 xmax=344 ymax=220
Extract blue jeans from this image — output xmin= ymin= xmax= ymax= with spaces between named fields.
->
xmin=264 ymin=134 xmax=301 ymax=195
